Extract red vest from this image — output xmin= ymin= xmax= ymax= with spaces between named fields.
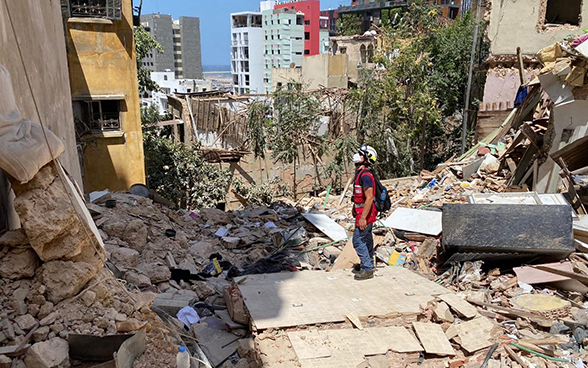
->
xmin=353 ymin=168 xmax=378 ymax=225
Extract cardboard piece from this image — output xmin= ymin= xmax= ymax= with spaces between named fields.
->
xmin=413 ymin=322 xmax=455 ymax=356
xmin=332 ymin=238 xmax=360 ymax=270
xmin=383 ymin=208 xmax=442 ymax=236
xmin=302 ymin=213 xmax=348 ymax=241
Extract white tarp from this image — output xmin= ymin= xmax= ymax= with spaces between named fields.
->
xmin=302 ymin=213 xmax=348 ymax=241
xmin=383 ymin=208 xmax=443 ymax=236
xmin=0 ymin=64 xmax=64 ymax=183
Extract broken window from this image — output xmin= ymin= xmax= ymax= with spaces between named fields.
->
xmin=74 ymin=99 xmax=122 ymax=134
xmin=367 ymin=44 xmax=374 ymax=63
xmin=61 ymin=0 xmax=122 ymax=20
xmin=545 ymin=0 xmax=581 ymax=25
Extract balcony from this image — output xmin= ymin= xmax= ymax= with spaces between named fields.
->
xmin=61 ymin=0 xmax=122 ymax=20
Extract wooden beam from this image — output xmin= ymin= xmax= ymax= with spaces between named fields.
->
xmin=145 ymin=119 xmax=184 ymax=127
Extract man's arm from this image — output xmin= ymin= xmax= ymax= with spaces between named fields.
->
xmin=359 ymin=187 xmax=374 ymax=230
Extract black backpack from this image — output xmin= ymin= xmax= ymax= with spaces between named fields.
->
xmin=355 ymin=169 xmax=391 ymax=213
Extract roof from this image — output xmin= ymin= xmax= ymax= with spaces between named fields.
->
xmin=338 ymin=1 xmax=407 ymax=14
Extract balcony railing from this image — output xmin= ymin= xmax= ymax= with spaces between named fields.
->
xmin=61 ymin=0 xmax=122 ymax=20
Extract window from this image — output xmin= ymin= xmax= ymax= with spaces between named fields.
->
xmin=265 ymin=35 xmax=268 ymax=40
xmin=304 ymin=32 xmax=310 ymax=40
xmin=288 ymin=19 xmax=292 ymax=25
xmin=75 ymin=99 xmax=122 ymax=133
xmin=304 ymin=49 xmax=310 ymax=55
xmin=277 ymin=19 xmax=280 ymax=24
xmin=360 ymin=44 xmax=366 ymax=63
xmin=449 ymin=7 xmax=458 ymax=19
xmin=296 ymin=16 xmax=303 ymax=25
xmin=545 ymin=0 xmax=581 ymax=25
xmin=340 ymin=47 xmax=347 ymax=54
xmin=304 ymin=20 xmax=310 ymax=25
xmin=367 ymin=44 xmax=374 ymax=63
xmin=271 ymin=35 xmax=274 ymax=40
xmin=62 ymin=0 xmax=122 ymax=20
xmin=278 ymin=49 xmax=281 ymax=54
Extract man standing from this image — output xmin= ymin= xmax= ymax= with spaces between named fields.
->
xmin=352 ymin=145 xmax=378 ymax=280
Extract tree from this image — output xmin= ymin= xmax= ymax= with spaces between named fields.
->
xmin=134 ymin=25 xmax=163 ymax=93
xmin=270 ymin=83 xmax=323 ymax=196
xmin=345 ymin=0 xmax=486 ymax=177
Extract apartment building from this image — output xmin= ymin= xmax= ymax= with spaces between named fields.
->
xmin=230 ymin=11 xmax=265 ymax=95
xmin=140 ymin=14 xmax=203 ymax=79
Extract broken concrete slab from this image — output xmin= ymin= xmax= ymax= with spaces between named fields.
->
xmin=453 ymin=317 xmax=495 ymax=353
xmin=438 ymin=293 xmax=477 ymax=319
xmin=236 ymin=267 xmax=448 ymax=330
xmin=152 ymin=290 xmax=198 ymax=316
xmin=413 ymin=322 xmax=455 ymax=356
xmin=302 ymin=213 xmax=348 ymax=242
xmin=382 ymin=208 xmax=442 ymax=236
xmin=288 ymin=327 xmax=422 ymax=368
xmin=191 ymin=323 xmax=240 ymax=367
xmin=137 ymin=262 xmax=171 ymax=284
xmin=433 ymin=302 xmax=454 ymax=323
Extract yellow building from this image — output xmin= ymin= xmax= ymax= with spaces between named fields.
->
xmin=63 ymin=0 xmax=146 ymax=192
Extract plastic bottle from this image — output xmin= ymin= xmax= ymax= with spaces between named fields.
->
xmin=380 ymin=189 xmax=386 ymax=201
xmin=176 ymin=346 xmax=190 ymax=368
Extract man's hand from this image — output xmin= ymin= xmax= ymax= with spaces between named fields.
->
xmin=358 ymin=217 xmax=367 ymax=230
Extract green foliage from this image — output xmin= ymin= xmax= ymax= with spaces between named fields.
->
xmin=134 ymin=26 xmax=164 ymax=93
xmin=338 ymin=13 xmax=362 ymax=36
xmin=247 ymin=100 xmax=271 ymax=159
xmin=426 ymin=11 xmax=489 ymax=116
xmin=380 ymin=8 xmax=402 ymax=28
xmin=346 ymin=0 xmax=486 ymax=177
xmin=324 ymin=133 xmax=359 ymax=191
xmin=142 ymin=133 xmax=232 ymax=210
xmin=232 ymin=177 xmax=293 ymax=206
xmin=270 ymin=83 xmax=323 ymax=165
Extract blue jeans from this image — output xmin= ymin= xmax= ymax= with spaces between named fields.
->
xmin=353 ymin=223 xmax=374 ymax=271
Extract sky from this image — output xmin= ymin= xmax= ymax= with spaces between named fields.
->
xmin=135 ymin=0 xmax=348 ymax=69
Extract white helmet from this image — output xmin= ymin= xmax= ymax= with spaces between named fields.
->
xmin=352 ymin=153 xmax=362 ymax=164
xmin=358 ymin=144 xmax=377 ymax=164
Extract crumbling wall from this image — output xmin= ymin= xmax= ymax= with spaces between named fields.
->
xmin=0 ymin=0 xmax=83 ymax=187
xmin=487 ymin=0 xmax=588 ymax=55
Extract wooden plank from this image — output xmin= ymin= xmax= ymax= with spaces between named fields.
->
xmin=551 ymin=135 xmax=588 ymax=171
xmin=531 ymin=265 xmax=588 ymax=285
xmin=558 ymin=157 xmax=587 ymax=215
xmin=145 ymin=119 xmax=183 ymax=127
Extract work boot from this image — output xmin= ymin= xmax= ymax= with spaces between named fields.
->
xmin=354 ymin=269 xmax=374 ymax=280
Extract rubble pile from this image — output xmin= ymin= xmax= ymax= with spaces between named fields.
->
xmin=0 ymin=164 xmax=167 ymax=368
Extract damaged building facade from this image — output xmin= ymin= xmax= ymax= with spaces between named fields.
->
xmin=481 ymin=0 xmax=588 ymax=193
xmin=63 ymin=0 xmax=146 ymax=193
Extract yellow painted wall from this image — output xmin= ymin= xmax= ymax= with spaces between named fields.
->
xmin=65 ymin=0 xmax=145 ymax=192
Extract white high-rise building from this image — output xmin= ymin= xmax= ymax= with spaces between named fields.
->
xmin=230 ymin=11 xmax=265 ymax=95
